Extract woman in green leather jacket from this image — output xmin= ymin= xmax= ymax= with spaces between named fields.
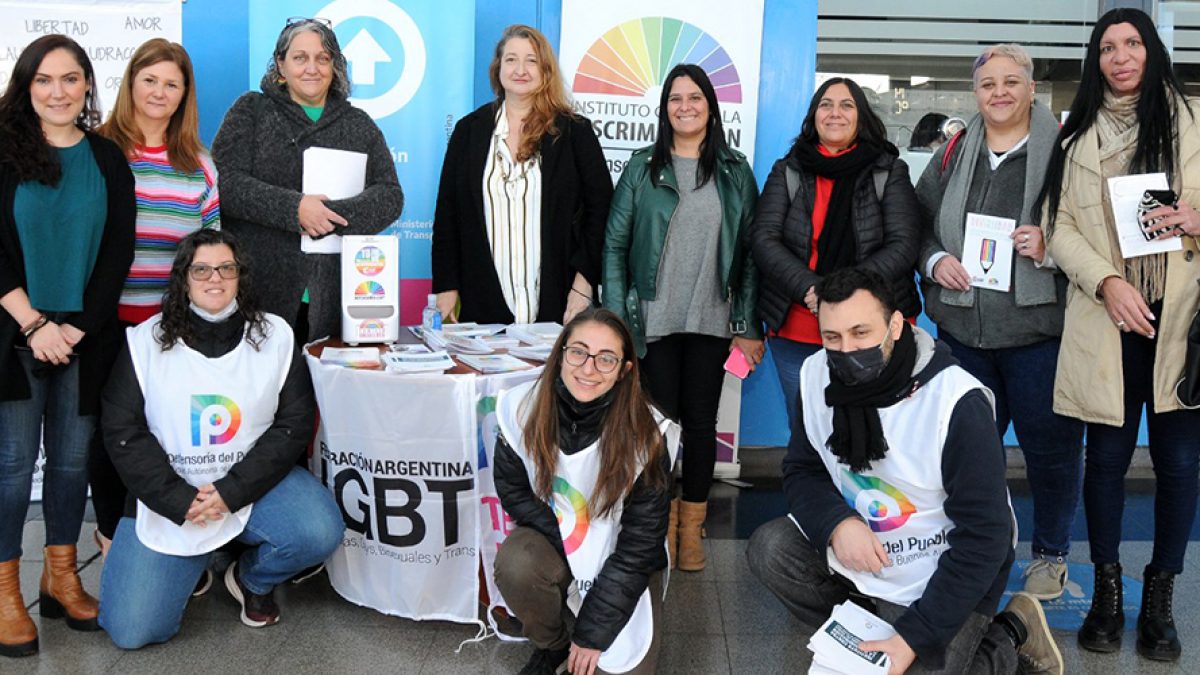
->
xmin=602 ymin=64 xmax=761 ymax=574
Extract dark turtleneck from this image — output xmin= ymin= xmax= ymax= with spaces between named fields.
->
xmin=554 ymin=376 xmax=614 ymax=454
xmin=184 ymin=310 xmax=246 ymax=358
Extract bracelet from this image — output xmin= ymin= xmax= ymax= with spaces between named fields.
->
xmin=20 ymin=314 xmax=47 ymax=339
xmin=570 ymin=287 xmax=592 ymax=300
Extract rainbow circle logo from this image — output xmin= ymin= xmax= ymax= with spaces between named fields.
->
xmin=840 ymin=471 xmax=917 ymax=533
xmin=551 ymin=476 xmax=589 ymax=555
xmin=354 ymin=281 xmax=385 ymax=298
xmin=190 ymin=395 xmax=241 ymax=447
xmin=354 ymin=247 xmax=386 ymax=276
xmin=573 ymin=17 xmax=742 ymax=103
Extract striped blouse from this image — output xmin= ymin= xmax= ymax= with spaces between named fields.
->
xmin=118 ymin=145 xmax=220 ymax=324
xmin=482 ymin=104 xmax=542 ymax=324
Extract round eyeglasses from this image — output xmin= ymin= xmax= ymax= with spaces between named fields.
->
xmin=188 ymin=263 xmax=241 ymax=281
xmin=562 ymin=346 xmax=622 ymax=373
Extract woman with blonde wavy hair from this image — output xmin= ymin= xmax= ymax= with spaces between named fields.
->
xmin=93 ymin=37 xmax=220 ymax=558
xmin=432 ymin=24 xmax=611 ymax=325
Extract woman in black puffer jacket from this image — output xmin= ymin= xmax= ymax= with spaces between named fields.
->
xmin=750 ymin=77 xmax=920 ymax=430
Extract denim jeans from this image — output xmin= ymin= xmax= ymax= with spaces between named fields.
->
xmin=0 ymin=350 xmax=95 ymax=561
xmin=938 ymin=333 xmax=1084 ymax=559
xmin=766 ymin=336 xmax=823 ymax=435
xmin=1084 ymin=329 xmax=1200 ymax=575
xmin=99 ymin=467 xmax=344 ymax=649
xmin=747 ymin=517 xmax=1018 ymax=673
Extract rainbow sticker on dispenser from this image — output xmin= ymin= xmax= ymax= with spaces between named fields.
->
xmin=559 ymin=2 xmax=763 ymax=182
xmin=354 ymin=280 xmax=386 ymax=299
xmin=840 ymin=471 xmax=917 ymax=533
xmin=552 ymin=476 xmax=590 ymax=554
xmin=354 ymin=246 xmax=386 ymax=276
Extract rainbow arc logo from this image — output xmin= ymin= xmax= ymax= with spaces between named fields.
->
xmin=573 ymin=17 xmax=742 ymax=103
xmin=840 ymin=471 xmax=917 ymax=533
xmin=190 ymin=395 xmax=241 ymax=446
xmin=552 ymin=476 xmax=590 ymax=555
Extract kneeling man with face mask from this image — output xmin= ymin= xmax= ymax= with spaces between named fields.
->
xmin=747 ymin=267 xmax=1062 ymax=675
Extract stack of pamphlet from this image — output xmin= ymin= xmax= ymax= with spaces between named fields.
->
xmin=382 ymin=350 xmax=455 ymax=374
xmin=508 ymin=343 xmax=554 ymax=362
xmin=807 ymin=601 xmax=894 ymax=674
xmin=506 ymin=322 xmax=562 ymax=346
xmin=409 ymin=325 xmax=493 ymax=354
xmin=319 ymin=347 xmax=382 ymax=369
xmin=457 ymin=354 xmax=534 ymax=374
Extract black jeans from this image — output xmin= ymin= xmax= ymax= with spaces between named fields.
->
xmin=1084 ymin=327 xmax=1200 ymax=574
xmin=747 ymin=517 xmax=1018 ymax=673
xmin=639 ymin=333 xmax=729 ymax=502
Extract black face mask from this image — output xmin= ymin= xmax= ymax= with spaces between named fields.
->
xmin=827 ymin=331 xmax=893 ymax=386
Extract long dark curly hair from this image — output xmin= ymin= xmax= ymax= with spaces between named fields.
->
xmin=0 ymin=34 xmax=102 ymax=185
xmin=156 ymin=229 xmax=269 ymax=351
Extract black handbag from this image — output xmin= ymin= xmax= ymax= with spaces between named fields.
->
xmin=1178 ymin=304 xmax=1200 ymax=409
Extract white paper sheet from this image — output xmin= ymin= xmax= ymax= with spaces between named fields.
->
xmin=1107 ymin=173 xmax=1184 ymax=259
xmin=962 ymin=213 xmax=1016 ymax=293
xmin=301 ymin=147 xmax=367 ymax=254
xmin=807 ymin=601 xmax=894 ymax=674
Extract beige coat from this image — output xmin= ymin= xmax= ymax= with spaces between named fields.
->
xmin=1047 ymin=100 xmax=1200 ymax=426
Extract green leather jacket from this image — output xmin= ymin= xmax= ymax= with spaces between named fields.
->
xmin=602 ymin=145 xmax=761 ymax=357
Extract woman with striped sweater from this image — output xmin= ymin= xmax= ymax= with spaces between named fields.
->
xmin=92 ymin=38 xmax=220 ymax=557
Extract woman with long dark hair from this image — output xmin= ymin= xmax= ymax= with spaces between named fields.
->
xmin=433 ymin=24 xmax=611 ymax=325
xmin=1037 ymin=7 xmax=1200 ymax=662
xmin=0 ymin=34 xmax=134 ymax=658
xmin=97 ymin=229 xmax=342 ymax=649
xmin=603 ymin=64 xmax=760 ymax=572
xmin=213 ymin=17 xmax=403 ymax=342
xmin=493 ymin=308 xmax=676 ymax=675
xmin=91 ymin=37 xmax=220 ymax=557
xmin=750 ymin=77 xmax=920 ymax=432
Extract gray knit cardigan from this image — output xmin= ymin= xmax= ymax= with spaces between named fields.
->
xmin=212 ymin=81 xmax=404 ymax=340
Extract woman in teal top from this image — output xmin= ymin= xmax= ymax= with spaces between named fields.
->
xmin=0 ymin=34 xmax=134 ymax=659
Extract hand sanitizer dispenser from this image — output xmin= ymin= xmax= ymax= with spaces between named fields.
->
xmin=341 ymin=235 xmax=399 ymax=344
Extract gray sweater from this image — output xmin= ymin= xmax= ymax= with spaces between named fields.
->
xmin=212 ymin=81 xmax=404 ymax=340
xmin=916 ymin=141 xmax=1066 ymax=349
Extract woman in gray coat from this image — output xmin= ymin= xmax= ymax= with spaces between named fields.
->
xmin=212 ymin=17 xmax=403 ymax=342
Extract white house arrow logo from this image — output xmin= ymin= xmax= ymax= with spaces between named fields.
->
xmin=344 ymin=29 xmax=390 ymax=86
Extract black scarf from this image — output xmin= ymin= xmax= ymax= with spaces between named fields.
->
xmin=554 ymin=377 xmax=613 ymax=454
xmin=823 ymin=322 xmax=918 ymax=473
xmin=792 ymin=141 xmax=880 ymax=274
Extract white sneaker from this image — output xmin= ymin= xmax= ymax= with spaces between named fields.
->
xmin=1022 ymin=559 xmax=1068 ymax=600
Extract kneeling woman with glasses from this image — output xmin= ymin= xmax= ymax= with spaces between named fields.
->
xmin=97 ymin=229 xmax=343 ymax=649
xmin=493 ymin=308 xmax=678 ymax=675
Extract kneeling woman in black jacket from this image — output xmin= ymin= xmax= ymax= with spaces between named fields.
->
xmin=494 ymin=308 xmax=677 ymax=675
xmin=97 ymin=229 xmax=343 ymax=649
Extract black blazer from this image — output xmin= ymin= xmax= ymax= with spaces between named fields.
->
xmin=0 ymin=132 xmax=135 ymax=414
xmin=431 ymin=103 xmax=612 ymax=324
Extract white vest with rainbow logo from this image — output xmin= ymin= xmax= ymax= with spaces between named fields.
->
xmin=496 ymin=379 xmax=679 ymax=674
xmin=798 ymin=349 xmax=1014 ymax=606
xmin=126 ymin=313 xmax=293 ymax=556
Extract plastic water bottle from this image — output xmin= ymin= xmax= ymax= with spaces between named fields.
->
xmin=422 ymin=294 xmax=442 ymax=334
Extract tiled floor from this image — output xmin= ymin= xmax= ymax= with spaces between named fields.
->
xmin=8 ymin=459 xmax=1200 ymax=674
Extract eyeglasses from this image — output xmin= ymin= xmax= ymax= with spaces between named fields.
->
xmin=188 ymin=263 xmax=240 ymax=281
xmin=285 ymin=16 xmax=333 ymax=28
xmin=562 ymin=346 xmax=622 ymax=373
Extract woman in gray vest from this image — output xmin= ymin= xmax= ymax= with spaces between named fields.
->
xmin=915 ymin=43 xmax=1083 ymax=601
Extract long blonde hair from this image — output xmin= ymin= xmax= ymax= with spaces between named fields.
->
xmin=98 ymin=38 xmax=203 ymax=174
xmin=488 ymin=24 xmax=573 ymax=162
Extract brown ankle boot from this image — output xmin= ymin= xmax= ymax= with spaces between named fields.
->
xmin=666 ymin=498 xmax=680 ymax=569
xmin=39 ymin=545 xmax=99 ymax=631
xmin=677 ymin=500 xmax=708 ymax=571
xmin=0 ymin=559 xmax=37 ymax=658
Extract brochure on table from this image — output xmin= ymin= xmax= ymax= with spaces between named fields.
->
xmin=341 ymin=235 xmax=399 ymax=344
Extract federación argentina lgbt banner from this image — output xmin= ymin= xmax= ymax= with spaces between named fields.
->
xmin=558 ymin=0 xmax=764 ymax=183
xmin=249 ymin=0 xmax=474 ymax=325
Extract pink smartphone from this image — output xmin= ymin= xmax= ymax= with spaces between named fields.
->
xmin=724 ymin=349 xmax=752 ymax=379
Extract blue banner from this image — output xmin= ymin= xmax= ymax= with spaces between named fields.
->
xmin=248 ymin=0 xmax=475 ymax=322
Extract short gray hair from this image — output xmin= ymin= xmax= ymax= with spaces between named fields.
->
xmin=262 ymin=20 xmax=350 ymax=100
xmin=972 ymin=43 xmax=1034 ymax=85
